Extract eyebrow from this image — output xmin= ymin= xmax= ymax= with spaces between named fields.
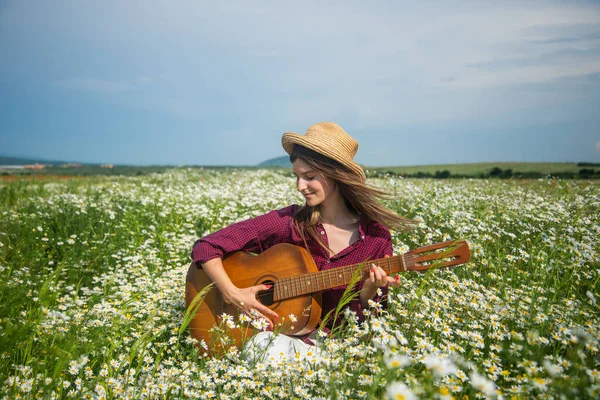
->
xmin=292 ymin=169 xmax=315 ymax=177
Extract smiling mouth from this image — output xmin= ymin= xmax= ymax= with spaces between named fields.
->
xmin=303 ymin=192 xmax=315 ymax=197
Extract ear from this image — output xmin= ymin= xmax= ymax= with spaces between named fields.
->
xmin=326 ymin=176 xmax=338 ymax=191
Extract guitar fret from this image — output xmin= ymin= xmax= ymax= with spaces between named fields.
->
xmin=387 ymin=257 xmax=392 ymax=274
xmin=304 ymin=275 xmax=308 ymax=295
xmin=337 ymin=269 xmax=342 ymax=286
xmin=294 ymin=276 xmax=298 ymax=296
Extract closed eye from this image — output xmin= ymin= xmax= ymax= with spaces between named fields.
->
xmin=293 ymin=174 xmax=316 ymax=180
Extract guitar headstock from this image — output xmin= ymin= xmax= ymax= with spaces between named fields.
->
xmin=404 ymin=239 xmax=470 ymax=272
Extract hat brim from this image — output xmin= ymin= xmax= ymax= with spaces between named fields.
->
xmin=282 ymin=132 xmax=366 ymax=182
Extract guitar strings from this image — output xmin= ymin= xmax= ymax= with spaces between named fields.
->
xmin=273 ymin=251 xmax=459 ymax=301
xmin=275 ymin=256 xmax=408 ymax=300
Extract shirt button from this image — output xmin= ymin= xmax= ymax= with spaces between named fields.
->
xmin=361 ymin=235 xmax=365 ymax=240
xmin=327 ymin=260 xmax=330 ymax=264
xmin=320 ymin=231 xmax=325 ymax=235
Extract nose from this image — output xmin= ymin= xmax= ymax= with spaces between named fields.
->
xmin=296 ymin=177 xmax=307 ymax=192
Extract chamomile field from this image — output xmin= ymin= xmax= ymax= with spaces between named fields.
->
xmin=0 ymin=170 xmax=598 ymax=399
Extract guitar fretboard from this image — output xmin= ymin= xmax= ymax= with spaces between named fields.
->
xmin=273 ymin=255 xmax=406 ymax=301
xmin=271 ymin=239 xmax=469 ymax=302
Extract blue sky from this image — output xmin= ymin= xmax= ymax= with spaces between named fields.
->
xmin=1 ymin=0 xmax=599 ymax=166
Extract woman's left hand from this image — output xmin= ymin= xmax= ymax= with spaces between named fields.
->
xmin=364 ymin=263 xmax=401 ymax=289
xmin=359 ymin=257 xmax=401 ymax=308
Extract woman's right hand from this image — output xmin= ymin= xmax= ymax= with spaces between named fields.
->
xmin=224 ymin=284 xmax=279 ymax=329
xmin=200 ymin=258 xmax=279 ymax=329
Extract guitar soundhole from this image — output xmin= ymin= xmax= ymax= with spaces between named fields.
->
xmin=257 ymin=279 xmax=275 ymax=306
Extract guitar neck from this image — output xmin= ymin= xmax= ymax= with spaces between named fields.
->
xmin=273 ymin=255 xmax=403 ymax=301
xmin=273 ymin=239 xmax=469 ymax=302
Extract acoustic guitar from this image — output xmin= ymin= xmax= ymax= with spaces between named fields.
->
xmin=185 ymin=239 xmax=470 ymax=354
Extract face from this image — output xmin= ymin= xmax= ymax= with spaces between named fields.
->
xmin=292 ymin=159 xmax=336 ymax=207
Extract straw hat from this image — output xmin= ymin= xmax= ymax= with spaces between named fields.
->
xmin=282 ymin=122 xmax=366 ymax=182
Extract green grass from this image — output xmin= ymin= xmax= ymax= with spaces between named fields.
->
xmin=0 ymin=170 xmax=598 ymax=399
xmin=368 ymin=162 xmax=599 ymax=177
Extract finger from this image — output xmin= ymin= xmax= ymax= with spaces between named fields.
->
xmin=232 ymin=298 xmax=248 ymax=315
xmin=252 ymin=306 xmax=275 ymax=330
xmin=251 ymin=285 xmax=279 ymax=320
xmin=252 ymin=283 xmax=273 ymax=293
xmin=370 ymin=264 xmax=376 ymax=283
xmin=238 ymin=302 xmax=252 ymax=317
xmin=387 ymin=276 xmax=399 ymax=287
xmin=255 ymin=302 xmax=279 ymax=322
xmin=260 ymin=284 xmax=273 ymax=292
xmin=374 ymin=267 xmax=387 ymax=286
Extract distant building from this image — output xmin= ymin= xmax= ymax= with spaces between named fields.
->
xmin=60 ymin=163 xmax=82 ymax=168
xmin=24 ymin=163 xmax=46 ymax=170
xmin=101 ymin=164 xmax=114 ymax=169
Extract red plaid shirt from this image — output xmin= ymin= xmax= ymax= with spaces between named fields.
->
xmin=191 ymin=204 xmax=392 ymax=331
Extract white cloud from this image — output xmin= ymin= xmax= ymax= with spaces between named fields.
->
xmin=441 ymin=61 xmax=600 ymax=89
xmin=8 ymin=0 xmax=600 ymax=128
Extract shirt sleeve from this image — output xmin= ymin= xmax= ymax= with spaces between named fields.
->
xmin=191 ymin=205 xmax=296 ymax=266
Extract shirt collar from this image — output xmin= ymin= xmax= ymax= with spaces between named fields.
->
xmin=316 ymin=215 xmax=367 ymax=241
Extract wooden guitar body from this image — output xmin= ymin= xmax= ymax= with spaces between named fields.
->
xmin=185 ymin=239 xmax=470 ymax=355
xmin=185 ymin=244 xmax=322 ymax=351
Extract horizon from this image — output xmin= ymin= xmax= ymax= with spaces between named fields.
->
xmin=1 ymin=1 xmax=599 ymax=166
xmin=0 ymin=153 xmax=595 ymax=168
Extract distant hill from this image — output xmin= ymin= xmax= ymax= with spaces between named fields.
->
xmin=0 ymin=155 xmax=83 ymax=166
xmin=257 ymin=155 xmax=290 ymax=167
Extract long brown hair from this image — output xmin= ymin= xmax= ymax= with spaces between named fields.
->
xmin=290 ymin=145 xmax=414 ymax=252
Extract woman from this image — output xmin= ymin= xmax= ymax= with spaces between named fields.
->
xmin=191 ymin=122 xmax=413 ymax=359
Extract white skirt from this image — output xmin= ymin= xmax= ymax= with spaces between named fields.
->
xmin=243 ymin=331 xmax=317 ymax=362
